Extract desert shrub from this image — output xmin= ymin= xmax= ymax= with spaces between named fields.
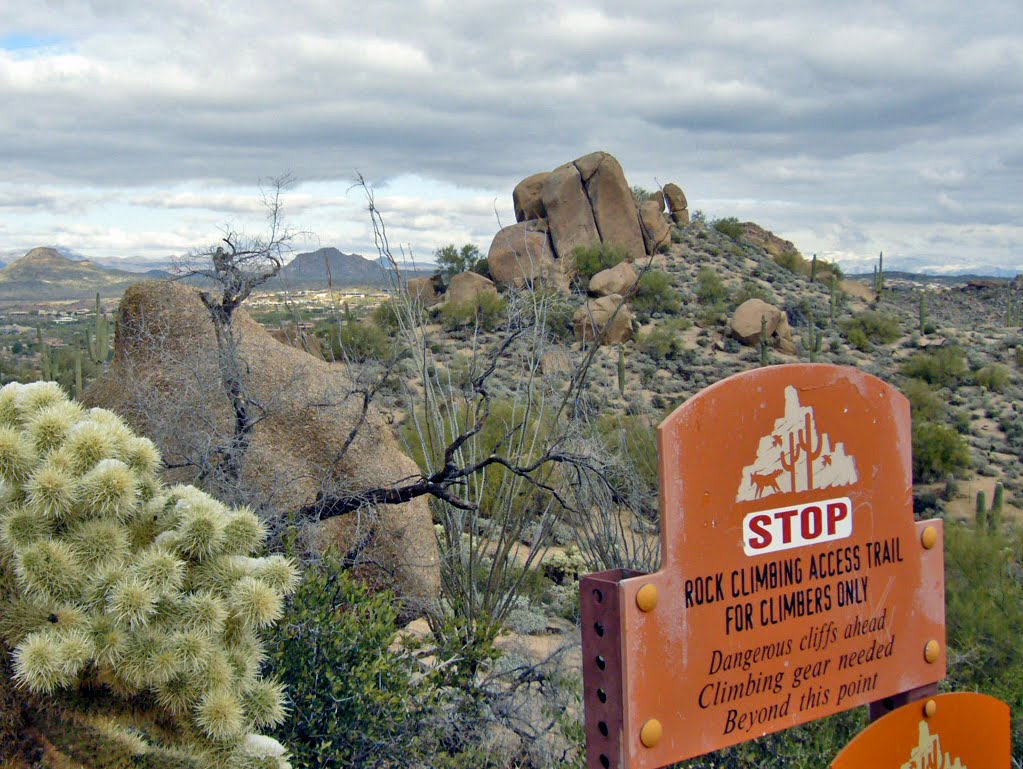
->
xmin=436 ymin=243 xmax=486 ymax=278
xmin=0 ymin=382 xmax=295 ymax=769
xmin=634 ymin=319 xmax=691 ymax=364
xmin=571 ymin=243 xmax=627 ymax=285
xmin=974 ymin=364 xmax=1010 ymax=392
xmin=912 ymin=421 xmax=971 ymax=482
xmin=267 ymin=554 xmax=442 ymax=769
xmin=372 ymin=299 xmax=403 ymax=333
xmin=732 ymin=280 xmax=773 ymax=307
xmin=329 ymin=320 xmax=395 ymax=362
xmin=840 ymin=310 xmax=901 ymax=351
xmin=632 ymin=270 xmax=682 ymax=314
xmin=437 ymin=292 xmax=506 ymax=333
xmin=774 ymin=250 xmax=806 ymax=275
xmin=711 ymin=216 xmax=743 ymax=239
xmin=944 ymin=525 xmax=1023 ymax=755
xmin=901 ymin=379 xmax=947 ymax=423
xmin=900 ymin=346 xmax=967 ymax=387
xmin=696 ymin=267 xmax=729 ymax=305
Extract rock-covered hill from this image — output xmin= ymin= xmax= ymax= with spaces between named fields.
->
xmin=0 ymin=247 xmax=168 ymax=301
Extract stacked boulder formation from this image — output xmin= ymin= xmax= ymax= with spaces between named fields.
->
xmin=487 ymin=151 xmax=688 ymax=291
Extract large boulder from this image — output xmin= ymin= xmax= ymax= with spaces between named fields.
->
xmin=84 ymin=281 xmax=441 ymax=606
xmin=407 ymin=275 xmax=443 ymax=307
xmin=662 ymin=182 xmax=689 ymax=225
xmin=446 ymin=271 xmax=499 ymax=305
xmin=729 ymin=298 xmax=795 ymax=353
xmin=513 ymin=172 xmax=550 ymax=222
xmin=589 ymin=261 xmax=638 ymax=297
xmin=542 ymin=162 xmax=600 ymax=263
xmin=574 ymin=151 xmax=646 ymax=262
xmin=488 ymin=220 xmax=559 ymax=289
xmin=639 ymin=199 xmax=672 ymax=255
xmin=573 ymin=294 xmax=634 ymax=344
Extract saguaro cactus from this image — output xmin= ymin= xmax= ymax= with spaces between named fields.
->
xmin=919 ymin=292 xmax=927 ymax=334
xmin=0 ymin=382 xmax=296 ymax=768
xmin=617 ymin=344 xmax=626 ymax=396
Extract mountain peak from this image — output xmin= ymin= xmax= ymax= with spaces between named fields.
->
xmin=18 ymin=247 xmax=77 ymax=266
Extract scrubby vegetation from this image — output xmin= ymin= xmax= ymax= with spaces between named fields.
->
xmin=4 ymin=199 xmax=1022 ymax=768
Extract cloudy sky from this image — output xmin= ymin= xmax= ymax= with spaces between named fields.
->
xmin=2 ymin=0 xmax=1021 ymax=274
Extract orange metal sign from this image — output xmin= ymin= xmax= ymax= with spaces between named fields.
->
xmin=581 ymin=365 xmax=946 ymax=769
xmin=831 ymin=692 xmax=1010 ymax=768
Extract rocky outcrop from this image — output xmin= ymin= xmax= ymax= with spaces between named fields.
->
xmin=446 ymin=271 xmax=499 ymax=305
xmin=589 ymin=261 xmax=638 ymax=297
xmin=407 ymin=275 xmax=443 ymax=307
xmin=741 ymin=223 xmax=801 ymax=259
xmin=729 ymin=298 xmax=796 ymax=354
xmin=84 ymin=281 xmax=441 ymax=605
xmin=639 ymin=199 xmax=672 ymax=254
xmin=574 ymin=152 xmax=646 ymax=262
xmin=513 ymin=172 xmax=550 ymax=222
xmin=542 ymin=162 xmax=601 ymax=264
xmin=662 ymin=183 xmax=690 ymax=226
xmin=574 ymin=294 xmax=634 ymax=344
xmin=487 ymin=220 xmax=559 ymax=289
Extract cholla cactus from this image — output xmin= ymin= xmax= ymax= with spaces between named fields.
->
xmin=0 ymin=381 xmax=297 ymax=769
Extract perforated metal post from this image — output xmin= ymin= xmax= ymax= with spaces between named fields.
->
xmin=580 ymin=569 xmax=642 ymax=769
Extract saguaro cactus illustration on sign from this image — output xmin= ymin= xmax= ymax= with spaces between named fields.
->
xmin=780 ymin=412 xmax=823 ymax=492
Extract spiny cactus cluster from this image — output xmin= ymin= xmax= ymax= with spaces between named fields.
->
xmin=0 ymin=381 xmax=297 ymax=769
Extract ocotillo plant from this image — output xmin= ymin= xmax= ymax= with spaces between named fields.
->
xmin=0 ymin=382 xmax=296 ymax=769
xmin=919 ymin=292 xmax=927 ymax=334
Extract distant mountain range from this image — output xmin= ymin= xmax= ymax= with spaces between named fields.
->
xmin=0 ymin=246 xmax=436 ymax=304
xmin=274 ymin=247 xmax=434 ymax=288
xmin=0 ymin=247 xmax=171 ymax=302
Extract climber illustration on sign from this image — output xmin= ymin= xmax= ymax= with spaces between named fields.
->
xmin=736 ymin=386 xmax=858 ymax=502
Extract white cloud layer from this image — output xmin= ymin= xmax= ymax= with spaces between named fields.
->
xmin=0 ymin=0 xmax=1021 ymax=272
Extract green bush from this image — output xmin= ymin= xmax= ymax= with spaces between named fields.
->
xmin=571 ymin=243 xmax=627 ymax=285
xmin=632 ymin=270 xmax=681 ymax=314
xmin=944 ymin=525 xmax=1023 ymax=755
xmin=901 ymin=379 xmax=946 ymax=423
xmin=435 ymin=243 xmax=486 ymax=278
xmin=329 ymin=320 xmax=395 ymax=362
xmin=635 ymin=320 xmax=690 ymax=362
xmin=840 ymin=310 xmax=901 ymax=351
xmin=901 ymin=346 xmax=967 ymax=386
xmin=696 ymin=267 xmax=729 ymax=305
xmin=731 ymin=280 xmax=773 ymax=307
xmin=711 ymin=217 xmax=743 ymax=239
xmin=372 ymin=299 xmax=403 ymax=334
xmin=774 ymin=250 xmax=805 ymax=275
xmin=267 ymin=555 xmax=442 ymax=769
xmin=912 ymin=421 xmax=970 ymax=482
xmin=437 ymin=292 xmax=506 ymax=333
xmin=974 ymin=364 xmax=1010 ymax=392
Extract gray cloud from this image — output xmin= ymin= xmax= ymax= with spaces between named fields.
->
xmin=0 ymin=0 xmax=1021 ymax=270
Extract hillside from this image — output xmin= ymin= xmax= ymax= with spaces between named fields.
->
xmin=0 ymin=247 xmax=168 ymax=302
